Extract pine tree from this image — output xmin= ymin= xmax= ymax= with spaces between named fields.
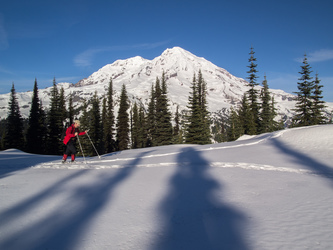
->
xmin=197 ymin=70 xmax=211 ymax=144
xmin=103 ymin=78 xmax=115 ymax=153
xmin=68 ymin=94 xmax=74 ymax=125
xmin=78 ymin=99 xmax=90 ymax=156
xmin=185 ymin=74 xmax=201 ymax=143
xmin=173 ymin=105 xmax=183 ymax=144
xmin=246 ymin=46 xmax=260 ymax=133
xmin=131 ymin=102 xmax=139 ymax=149
xmin=293 ymin=54 xmax=315 ymax=127
xmin=238 ymin=93 xmax=255 ymax=135
xmin=227 ymin=107 xmax=242 ymax=141
xmin=46 ymin=78 xmax=63 ymax=155
xmin=26 ymin=79 xmax=46 ymax=154
xmin=116 ymin=84 xmax=130 ymax=151
xmin=259 ymin=75 xmax=276 ymax=133
xmin=59 ymin=87 xmax=67 ymax=124
xmin=312 ymin=73 xmax=326 ymax=124
xmin=146 ymin=83 xmax=156 ymax=146
xmin=138 ymin=104 xmax=148 ymax=148
xmin=3 ymin=83 xmax=24 ymax=150
xmin=155 ymin=72 xmax=173 ymax=146
xmin=88 ymin=92 xmax=102 ymax=155
xmin=185 ymin=72 xmax=210 ymax=144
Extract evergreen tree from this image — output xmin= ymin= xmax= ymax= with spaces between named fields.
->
xmin=227 ymin=107 xmax=242 ymax=141
xmin=185 ymin=74 xmax=201 ymax=144
xmin=68 ymin=94 xmax=74 ymax=125
xmin=146 ymin=83 xmax=156 ymax=146
xmin=238 ymin=93 xmax=255 ymax=135
xmin=116 ymin=84 xmax=130 ymax=151
xmin=173 ymin=105 xmax=183 ymax=144
xmin=46 ymin=78 xmax=63 ymax=155
xmin=78 ymin=99 xmax=90 ymax=156
xmin=246 ymin=46 xmax=260 ymax=133
xmin=101 ymin=97 xmax=107 ymax=154
xmin=293 ymin=54 xmax=315 ymax=126
xmin=185 ymin=72 xmax=210 ymax=144
xmin=155 ymin=72 xmax=173 ymax=145
xmin=26 ymin=79 xmax=46 ymax=154
xmin=131 ymin=102 xmax=139 ymax=149
xmin=138 ymin=104 xmax=148 ymax=148
xmin=59 ymin=87 xmax=67 ymax=124
xmin=88 ymin=92 xmax=102 ymax=155
xmin=312 ymin=73 xmax=326 ymax=124
xmin=103 ymin=78 xmax=115 ymax=153
xmin=197 ymin=70 xmax=211 ymax=144
xmin=3 ymin=83 xmax=24 ymax=150
xmin=259 ymin=75 xmax=277 ymax=133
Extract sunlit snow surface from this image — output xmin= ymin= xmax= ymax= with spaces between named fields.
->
xmin=1 ymin=125 xmax=333 ymax=249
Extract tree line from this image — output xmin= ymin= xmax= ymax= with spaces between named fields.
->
xmin=0 ymin=48 xmax=329 ymax=154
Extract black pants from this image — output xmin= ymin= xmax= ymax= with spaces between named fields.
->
xmin=65 ymin=140 xmax=77 ymax=156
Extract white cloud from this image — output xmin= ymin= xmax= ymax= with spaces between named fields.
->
xmin=295 ymin=49 xmax=333 ymax=63
xmin=74 ymin=41 xmax=171 ymax=67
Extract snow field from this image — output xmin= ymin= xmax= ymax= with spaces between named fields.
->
xmin=0 ymin=124 xmax=333 ymax=249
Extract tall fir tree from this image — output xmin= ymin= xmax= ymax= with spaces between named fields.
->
xmin=185 ymin=74 xmax=201 ymax=143
xmin=259 ymin=75 xmax=277 ymax=133
xmin=101 ymin=97 xmax=107 ymax=154
xmin=88 ymin=92 xmax=102 ymax=155
xmin=197 ymin=70 xmax=211 ymax=144
xmin=116 ymin=84 xmax=130 ymax=151
xmin=138 ymin=104 xmax=148 ymax=148
xmin=146 ymin=83 xmax=156 ymax=146
xmin=246 ymin=46 xmax=260 ymax=133
xmin=185 ymin=72 xmax=211 ymax=144
xmin=3 ymin=83 xmax=24 ymax=150
xmin=312 ymin=73 xmax=326 ymax=124
xmin=172 ymin=105 xmax=183 ymax=144
xmin=293 ymin=54 xmax=316 ymax=127
xmin=131 ymin=102 xmax=140 ymax=149
xmin=155 ymin=72 xmax=173 ymax=146
xmin=68 ymin=94 xmax=74 ymax=125
xmin=46 ymin=78 xmax=63 ymax=155
xmin=227 ymin=107 xmax=243 ymax=141
xmin=238 ymin=93 xmax=255 ymax=135
xmin=26 ymin=79 xmax=46 ymax=154
xmin=103 ymin=78 xmax=115 ymax=153
xmin=78 ymin=99 xmax=90 ymax=156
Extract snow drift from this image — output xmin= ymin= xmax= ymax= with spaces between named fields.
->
xmin=0 ymin=125 xmax=333 ymax=249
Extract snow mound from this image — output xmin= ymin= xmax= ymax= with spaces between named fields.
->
xmin=1 ymin=125 xmax=333 ymax=249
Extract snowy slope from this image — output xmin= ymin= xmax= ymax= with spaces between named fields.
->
xmin=1 ymin=47 xmax=331 ymax=123
xmin=0 ymin=125 xmax=333 ymax=249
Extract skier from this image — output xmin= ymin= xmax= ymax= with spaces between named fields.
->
xmin=62 ymin=120 xmax=88 ymax=163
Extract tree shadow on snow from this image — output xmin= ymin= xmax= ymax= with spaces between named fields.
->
xmin=0 ymin=150 xmax=154 ymax=250
xmin=151 ymin=147 xmax=251 ymax=250
xmin=271 ymin=137 xmax=333 ymax=186
xmin=0 ymin=150 xmax=60 ymax=178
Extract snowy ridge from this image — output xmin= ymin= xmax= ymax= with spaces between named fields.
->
xmin=1 ymin=47 xmax=331 ymax=124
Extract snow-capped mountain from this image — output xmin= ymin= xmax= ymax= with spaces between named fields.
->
xmin=0 ymin=47 xmax=331 ymax=123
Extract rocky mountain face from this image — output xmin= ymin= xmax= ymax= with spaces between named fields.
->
xmin=0 ymin=47 xmax=330 ymax=124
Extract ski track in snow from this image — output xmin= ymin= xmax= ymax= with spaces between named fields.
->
xmin=33 ymin=127 xmax=333 ymax=177
xmin=33 ymin=130 xmax=281 ymax=169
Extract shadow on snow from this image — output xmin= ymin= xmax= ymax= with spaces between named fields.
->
xmin=151 ymin=147 xmax=251 ymax=250
xmin=0 ymin=150 xmax=154 ymax=250
xmin=271 ymin=137 xmax=333 ymax=186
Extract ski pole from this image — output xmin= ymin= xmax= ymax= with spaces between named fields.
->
xmin=76 ymin=134 xmax=87 ymax=164
xmin=85 ymin=131 xmax=101 ymax=159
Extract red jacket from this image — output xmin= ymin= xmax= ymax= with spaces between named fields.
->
xmin=63 ymin=124 xmax=86 ymax=145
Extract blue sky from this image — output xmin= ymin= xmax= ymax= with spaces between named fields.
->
xmin=1 ymin=0 xmax=333 ymax=101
